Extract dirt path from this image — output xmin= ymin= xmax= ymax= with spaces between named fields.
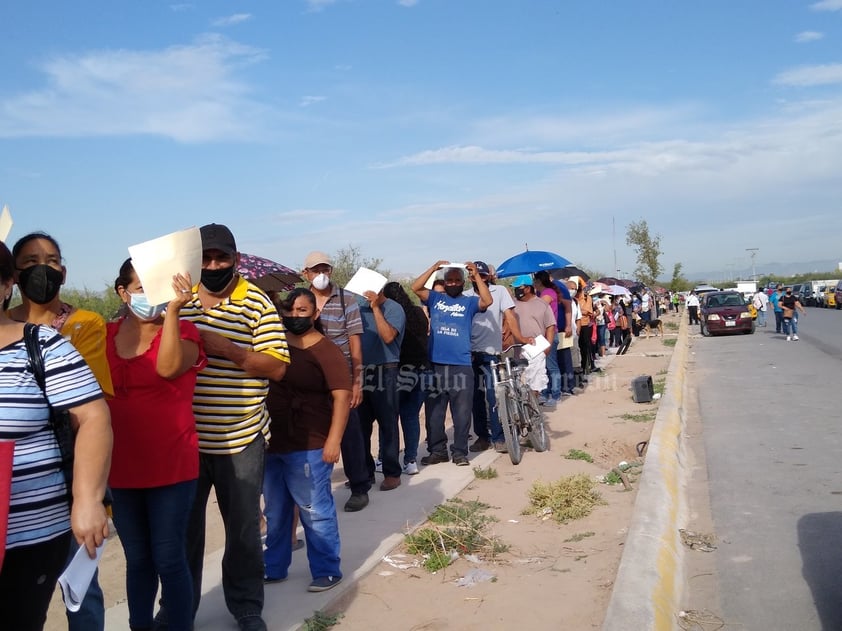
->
xmin=44 ymin=312 xmax=679 ymax=630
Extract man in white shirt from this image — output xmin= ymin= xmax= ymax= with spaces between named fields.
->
xmin=685 ymin=291 xmax=700 ymax=325
xmin=752 ymin=290 xmax=769 ymax=327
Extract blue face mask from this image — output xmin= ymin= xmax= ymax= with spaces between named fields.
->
xmin=127 ymin=292 xmax=167 ymax=322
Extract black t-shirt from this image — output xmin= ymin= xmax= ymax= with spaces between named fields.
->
xmin=781 ymin=294 xmax=797 ymax=311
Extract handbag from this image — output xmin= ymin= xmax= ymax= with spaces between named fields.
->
xmin=23 ymin=323 xmax=75 ymax=502
xmin=618 ymin=314 xmax=629 ymax=330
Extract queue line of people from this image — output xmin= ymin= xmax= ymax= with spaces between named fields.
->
xmin=1 ymin=228 xmax=652 ymax=631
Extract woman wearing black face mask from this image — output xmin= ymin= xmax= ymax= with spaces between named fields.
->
xmin=262 ymin=288 xmax=350 ymax=591
xmin=9 ymin=233 xmax=115 ymax=399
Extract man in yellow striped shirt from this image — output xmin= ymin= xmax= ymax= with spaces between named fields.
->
xmin=170 ymin=223 xmax=289 ymax=631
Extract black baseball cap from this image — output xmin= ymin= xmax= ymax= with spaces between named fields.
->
xmin=474 ymin=261 xmax=490 ymax=276
xmin=200 ymin=223 xmax=237 ymax=256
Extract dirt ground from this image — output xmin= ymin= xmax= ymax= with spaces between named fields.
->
xmin=45 ymin=311 xmax=679 ymax=631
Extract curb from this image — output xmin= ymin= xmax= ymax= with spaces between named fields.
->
xmin=602 ymin=312 xmax=690 ymax=631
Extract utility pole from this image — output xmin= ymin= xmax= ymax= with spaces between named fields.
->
xmin=746 ymin=248 xmax=759 ymax=283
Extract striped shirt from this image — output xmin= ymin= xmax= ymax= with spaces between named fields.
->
xmin=181 ymin=277 xmax=290 ymax=454
xmin=317 ymin=285 xmax=363 ymax=370
xmin=0 ymin=326 xmax=103 ymax=548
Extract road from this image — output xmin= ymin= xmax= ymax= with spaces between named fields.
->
xmin=684 ymin=307 xmax=842 ymax=630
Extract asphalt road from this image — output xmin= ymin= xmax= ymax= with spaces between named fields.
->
xmin=686 ymin=306 xmax=842 ymax=630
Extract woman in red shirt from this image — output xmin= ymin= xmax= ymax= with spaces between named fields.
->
xmin=106 ymin=259 xmax=206 ymax=631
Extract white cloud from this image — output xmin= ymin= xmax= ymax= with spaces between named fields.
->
xmin=212 ymin=13 xmax=252 ymax=27
xmin=398 ymin=0 xmax=419 ymax=7
xmin=773 ymin=63 xmax=842 ymax=86
xmin=170 ymin=3 xmax=193 ymax=11
xmin=306 ymin=0 xmax=338 ymax=11
xmin=810 ymin=0 xmax=842 ymax=10
xmin=299 ymin=95 xmax=326 ymax=107
xmin=794 ymin=30 xmax=824 ymax=43
xmin=0 ymin=35 xmax=272 ymax=142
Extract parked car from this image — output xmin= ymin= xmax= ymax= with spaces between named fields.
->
xmin=699 ymin=291 xmax=755 ymax=337
xmin=825 ymin=287 xmax=837 ymax=309
xmin=807 ymin=285 xmax=824 ymax=307
xmin=835 ymin=280 xmax=842 ymax=310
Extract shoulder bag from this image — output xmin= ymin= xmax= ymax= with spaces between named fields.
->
xmin=23 ymin=323 xmax=75 ymax=502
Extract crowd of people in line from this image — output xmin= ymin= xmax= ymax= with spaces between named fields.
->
xmin=0 ymin=225 xmax=672 ymax=631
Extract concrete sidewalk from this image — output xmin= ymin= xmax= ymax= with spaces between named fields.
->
xmin=105 ymin=446 xmax=500 ymax=630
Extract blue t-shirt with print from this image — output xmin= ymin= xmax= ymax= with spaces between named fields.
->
xmin=425 ymin=292 xmax=481 ymax=366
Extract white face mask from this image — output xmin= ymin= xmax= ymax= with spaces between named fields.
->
xmin=312 ymin=273 xmax=330 ymax=291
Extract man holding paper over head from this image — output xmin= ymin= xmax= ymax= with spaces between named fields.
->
xmin=172 ymin=223 xmax=289 ymax=631
xmin=411 ymin=261 xmax=491 ymax=467
xmin=510 ymin=275 xmax=556 ymax=395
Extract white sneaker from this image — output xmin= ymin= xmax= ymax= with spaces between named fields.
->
xmin=793 ymin=334 xmax=799 ymax=340
xmin=374 ymin=459 xmax=383 ymax=473
xmin=786 ymin=336 xmax=791 ymax=341
xmin=402 ymin=461 xmax=419 ymax=475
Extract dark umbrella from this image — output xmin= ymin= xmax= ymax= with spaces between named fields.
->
xmin=616 ymin=279 xmax=638 ymax=288
xmin=237 ymin=252 xmax=302 ymax=292
xmin=596 ymin=276 xmax=620 ymax=285
xmin=557 ymin=265 xmax=591 ymax=282
xmin=496 ymin=250 xmax=572 ymax=278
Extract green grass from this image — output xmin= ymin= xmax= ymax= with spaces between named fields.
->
xmin=665 ymin=321 xmax=680 ymax=330
xmin=405 ymin=498 xmax=507 ymax=571
xmin=564 ymin=531 xmax=595 ymax=542
xmin=565 ymin=449 xmax=593 ymax=463
xmin=619 ymin=411 xmax=657 ymax=423
xmin=522 ymin=474 xmax=606 ymax=524
xmin=302 ymin=611 xmax=343 ymax=631
xmin=473 ymin=465 xmax=498 ymax=479
xmin=662 ymin=338 xmax=677 ymax=347
xmin=653 ymin=378 xmax=666 ymax=395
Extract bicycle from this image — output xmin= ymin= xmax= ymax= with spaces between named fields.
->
xmin=489 ymin=345 xmax=549 ymax=464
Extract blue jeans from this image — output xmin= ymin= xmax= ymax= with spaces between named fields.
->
xmin=784 ymin=316 xmax=798 ymax=336
xmin=774 ymin=310 xmax=783 ymax=333
xmin=425 ymin=364 xmax=474 ymax=458
xmin=263 ymin=450 xmax=341 ymax=581
xmin=397 ymin=366 xmax=425 ymax=464
xmin=111 ymin=480 xmax=197 ymax=631
xmin=757 ymin=308 xmax=767 ymax=326
xmin=358 ymin=364 xmax=401 ymax=478
xmin=186 ymin=435 xmax=265 ymax=622
xmin=541 ymin=335 xmax=562 ymax=401
xmin=471 ymin=353 xmax=503 ymax=444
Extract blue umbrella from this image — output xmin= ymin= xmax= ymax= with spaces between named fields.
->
xmin=496 ymin=250 xmax=572 ymax=278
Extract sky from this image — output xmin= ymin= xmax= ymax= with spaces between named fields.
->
xmin=2 ymin=0 xmax=842 ymax=290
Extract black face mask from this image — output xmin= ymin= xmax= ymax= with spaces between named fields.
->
xmin=514 ymin=287 xmax=528 ymax=300
xmin=444 ymin=285 xmax=463 ymax=298
xmin=282 ymin=316 xmax=314 ymax=335
xmin=201 ymin=266 xmax=236 ymax=293
xmin=17 ymin=265 xmax=63 ymax=305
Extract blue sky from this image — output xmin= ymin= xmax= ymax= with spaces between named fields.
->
xmin=2 ymin=0 xmax=842 ymax=289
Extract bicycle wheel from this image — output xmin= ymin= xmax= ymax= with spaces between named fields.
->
xmin=523 ymin=387 xmax=549 ymax=452
xmin=495 ymin=384 xmax=522 ymax=465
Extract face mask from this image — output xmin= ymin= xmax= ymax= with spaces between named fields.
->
xmin=282 ymin=315 xmax=313 ymax=335
xmin=514 ymin=287 xmax=527 ymax=300
xmin=312 ymin=273 xmax=330 ymax=291
xmin=201 ymin=266 xmax=235 ymax=293
xmin=444 ymin=285 xmax=463 ymax=298
xmin=17 ymin=264 xmax=63 ymax=305
xmin=127 ymin=292 xmax=167 ymax=322
xmin=786 ymin=291 xmax=792 ymax=296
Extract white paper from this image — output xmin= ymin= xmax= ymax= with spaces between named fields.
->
xmin=424 ymin=262 xmax=466 ymax=290
xmin=345 ymin=267 xmax=388 ymax=297
xmin=0 ymin=205 xmax=12 ymax=243
xmin=128 ymin=227 xmax=203 ymax=305
xmin=58 ymin=541 xmax=106 ymax=612
xmin=522 ymin=335 xmax=550 ymax=360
